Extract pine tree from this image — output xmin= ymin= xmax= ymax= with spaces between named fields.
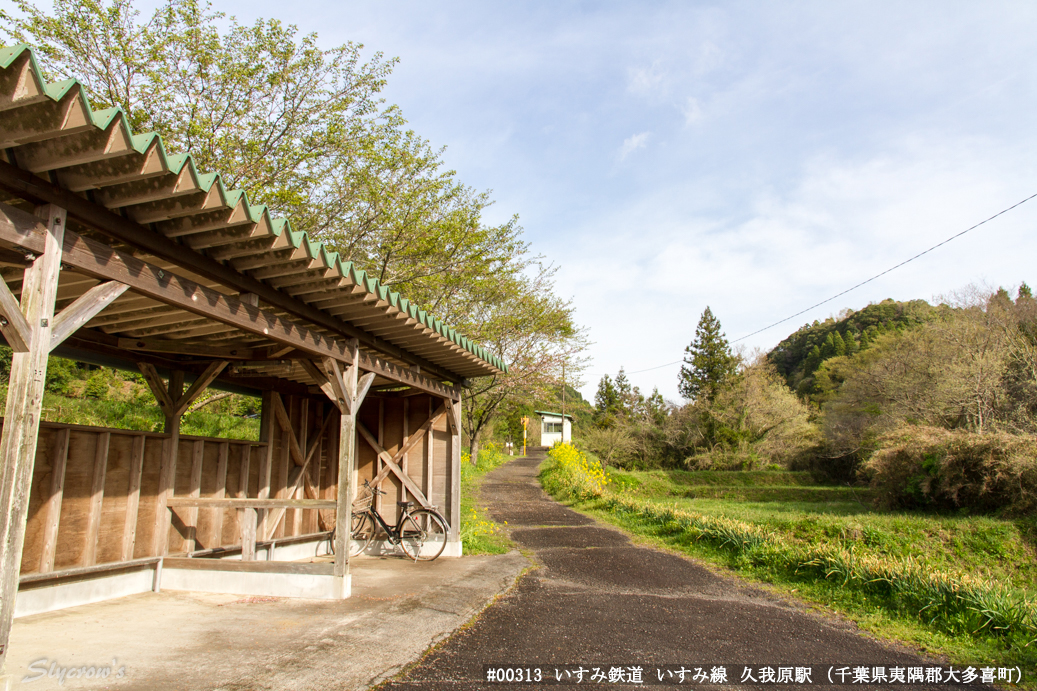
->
xmin=1018 ymin=282 xmax=1033 ymax=302
xmin=678 ymin=306 xmax=739 ymax=402
xmin=594 ymin=374 xmax=620 ymax=420
xmin=845 ymin=331 xmax=860 ymax=356
xmin=804 ymin=344 xmax=822 ymax=374
xmin=831 ymin=331 xmax=846 ymax=357
xmin=644 ymin=387 xmax=667 ymax=425
xmin=820 ymin=332 xmax=836 ymax=359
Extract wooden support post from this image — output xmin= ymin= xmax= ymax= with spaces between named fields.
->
xmin=402 ymin=398 xmax=409 ymax=505
xmin=448 ymin=396 xmax=462 ymax=542
xmin=330 ymin=346 xmax=359 ymax=580
xmin=240 ymin=508 xmax=257 ymax=561
xmin=39 ymin=428 xmax=70 ymax=573
xmin=257 ymin=391 xmax=273 ymax=502
xmin=152 ymin=370 xmax=183 ymax=556
xmin=139 ymin=363 xmax=227 ymax=556
xmin=425 ymin=397 xmax=433 ymax=506
xmin=83 ymin=432 xmax=110 ymax=566
xmin=0 ymin=203 xmax=65 ymax=670
xmin=121 ymin=434 xmax=145 ymax=561
xmin=376 ymin=399 xmax=384 ymax=514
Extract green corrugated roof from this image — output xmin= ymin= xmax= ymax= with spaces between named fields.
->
xmin=0 ymin=44 xmax=506 ymax=376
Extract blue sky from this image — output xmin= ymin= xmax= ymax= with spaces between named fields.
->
xmin=162 ymin=2 xmax=1037 ymax=399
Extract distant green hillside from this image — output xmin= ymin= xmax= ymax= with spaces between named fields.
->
xmin=767 ymin=298 xmax=946 ymax=396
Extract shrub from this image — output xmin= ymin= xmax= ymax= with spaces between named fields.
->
xmin=864 ymin=425 xmax=1037 ymax=515
xmin=539 ymin=443 xmax=611 ymax=501
xmin=45 ymin=356 xmax=81 ymax=395
xmin=580 ymin=425 xmax=637 ymax=467
xmin=83 ymin=368 xmax=117 ymax=399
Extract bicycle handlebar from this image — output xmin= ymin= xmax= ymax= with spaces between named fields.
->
xmin=362 ymin=478 xmax=387 ymax=496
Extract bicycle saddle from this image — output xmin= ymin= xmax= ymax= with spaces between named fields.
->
xmin=397 ymin=501 xmax=413 ymax=508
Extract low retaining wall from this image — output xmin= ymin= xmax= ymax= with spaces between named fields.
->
xmin=16 ymin=536 xmax=340 ymax=616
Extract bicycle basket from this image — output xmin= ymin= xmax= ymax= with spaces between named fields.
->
xmin=352 ymin=485 xmax=374 ymax=512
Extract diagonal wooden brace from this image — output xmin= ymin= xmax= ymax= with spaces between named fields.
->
xmin=264 ymin=410 xmax=333 ymax=537
xmin=0 ymin=273 xmax=30 ymax=352
xmin=355 ymin=404 xmax=445 ymax=511
xmin=50 ymin=280 xmax=129 ymax=351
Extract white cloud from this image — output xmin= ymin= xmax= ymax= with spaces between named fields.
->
xmin=561 ymin=134 xmax=1037 ymax=400
xmin=627 ymin=63 xmax=665 ymax=96
xmin=682 ymin=97 xmax=703 ymax=125
xmin=618 ymin=132 xmax=650 ymax=160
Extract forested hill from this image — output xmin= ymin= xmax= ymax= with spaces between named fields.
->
xmin=766 ymin=298 xmax=946 ymax=395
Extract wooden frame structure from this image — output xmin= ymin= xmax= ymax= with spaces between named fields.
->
xmin=0 ymin=44 xmax=504 ymax=670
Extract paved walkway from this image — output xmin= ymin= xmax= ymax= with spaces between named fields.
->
xmin=383 ymin=450 xmax=984 ymax=690
xmin=5 ymin=550 xmax=527 ymax=690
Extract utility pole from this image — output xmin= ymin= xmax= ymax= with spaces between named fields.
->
xmin=521 ymin=416 xmax=529 ymax=457
xmin=561 ymin=360 xmax=566 ymax=443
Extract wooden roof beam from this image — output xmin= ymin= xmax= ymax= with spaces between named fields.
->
xmin=0 ymin=160 xmax=464 ymax=383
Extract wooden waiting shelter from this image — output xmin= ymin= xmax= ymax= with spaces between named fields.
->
xmin=0 ymin=44 xmax=506 ymax=668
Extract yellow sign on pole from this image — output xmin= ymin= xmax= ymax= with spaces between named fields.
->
xmin=521 ymin=416 xmax=529 ymax=456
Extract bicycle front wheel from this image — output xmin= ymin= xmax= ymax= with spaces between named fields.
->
xmin=349 ymin=512 xmax=374 ymax=557
xmin=398 ymin=509 xmax=448 ymax=561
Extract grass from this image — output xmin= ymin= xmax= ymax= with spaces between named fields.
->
xmin=611 ymin=468 xmax=877 ymax=503
xmin=459 ymin=443 xmax=514 ymax=555
xmin=36 ymin=390 xmax=260 ymax=440
xmin=540 ymin=443 xmax=1037 ymax=686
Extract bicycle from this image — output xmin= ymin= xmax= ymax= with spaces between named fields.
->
xmin=342 ymin=479 xmax=449 ymax=561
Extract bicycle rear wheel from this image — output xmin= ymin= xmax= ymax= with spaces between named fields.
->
xmin=349 ymin=512 xmax=374 ymax=557
xmin=398 ymin=509 xmax=448 ymax=561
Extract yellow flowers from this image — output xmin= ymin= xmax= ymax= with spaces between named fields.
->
xmin=460 ymin=506 xmax=503 ymax=541
xmin=545 ymin=443 xmax=612 ymax=500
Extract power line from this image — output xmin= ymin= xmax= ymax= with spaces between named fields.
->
xmin=626 ymin=359 xmax=683 ymax=375
xmin=599 ymin=190 xmax=1037 ymax=378
xmin=730 ymin=190 xmax=1037 ymax=343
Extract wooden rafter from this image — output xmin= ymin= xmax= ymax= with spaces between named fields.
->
xmin=0 ymin=169 xmax=474 ymax=383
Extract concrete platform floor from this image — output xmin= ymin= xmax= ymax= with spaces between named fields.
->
xmin=4 ymin=551 xmax=529 ymax=691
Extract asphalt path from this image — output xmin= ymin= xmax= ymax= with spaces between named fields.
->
xmin=382 ymin=450 xmax=994 ymax=690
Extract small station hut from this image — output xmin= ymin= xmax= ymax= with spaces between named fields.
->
xmin=536 ymin=410 xmax=572 ymax=446
xmin=0 ymin=44 xmax=506 ymax=669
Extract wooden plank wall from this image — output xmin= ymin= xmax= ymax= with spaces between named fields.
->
xmin=12 ymin=390 xmax=446 ymax=576
xmin=14 ymin=420 xmax=273 ymax=575
xmin=355 ymin=394 xmax=450 ymax=523
xmin=263 ymin=395 xmax=338 ymax=541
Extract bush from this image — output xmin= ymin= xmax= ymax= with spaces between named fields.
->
xmin=539 ymin=443 xmax=611 ymax=501
xmin=580 ymin=425 xmax=637 ymax=467
xmin=864 ymin=425 xmax=1037 ymax=515
xmin=83 ymin=367 xmax=117 ymax=399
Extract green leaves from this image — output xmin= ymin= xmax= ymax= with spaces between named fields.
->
xmin=3 ymin=0 xmax=588 ymax=450
xmin=678 ymin=306 xmax=739 ymax=403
